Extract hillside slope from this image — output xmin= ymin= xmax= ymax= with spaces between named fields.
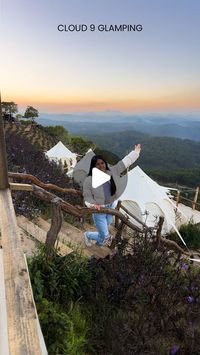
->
xmin=5 ymin=122 xmax=200 ymax=189
xmin=5 ymin=129 xmax=82 ymax=218
xmin=85 ymin=130 xmax=200 ymax=168
xmin=4 ymin=122 xmax=57 ymax=151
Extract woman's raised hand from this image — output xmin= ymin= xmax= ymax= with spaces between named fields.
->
xmin=134 ymin=144 xmax=141 ymax=154
xmin=92 ymin=204 xmax=101 ymax=210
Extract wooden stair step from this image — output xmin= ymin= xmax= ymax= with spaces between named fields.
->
xmin=17 ymin=215 xmax=72 ymax=256
xmin=37 ymin=217 xmax=111 ymax=259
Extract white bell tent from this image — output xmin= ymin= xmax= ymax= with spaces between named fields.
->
xmin=120 ymin=166 xmax=186 ymax=244
xmin=46 ymin=141 xmax=77 ymax=170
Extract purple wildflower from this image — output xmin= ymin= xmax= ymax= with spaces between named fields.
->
xmin=181 ymin=263 xmax=189 ymax=271
xmin=138 ymin=273 xmax=145 ymax=284
xmin=186 ymin=296 xmax=194 ymax=304
xmin=169 ymin=344 xmax=179 ymax=355
xmin=111 ymin=248 xmax=118 ymax=257
xmin=191 ymin=286 xmax=199 ymax=291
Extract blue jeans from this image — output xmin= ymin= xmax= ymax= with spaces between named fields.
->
xmin=86 ymin=203 xmax=115 ymax=245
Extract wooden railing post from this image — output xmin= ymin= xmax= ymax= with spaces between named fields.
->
xmin=0 ymin=93 xmax=9 ymax=189
xmin=115 ymin=200 xmax=122 ymax=228
xmin=176 ymin=190 xmax=180 ymax=207
xmin=192 ymin=187 xmax=199 ymax=210
xmin=155 ymin=216 xmax=164 ymax=248
xmin=46 ymin=199 xmax=63 ymax=255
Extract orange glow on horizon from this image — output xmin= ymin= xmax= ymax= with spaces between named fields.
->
xmin=2 ymin=93 xmax=200 ymax=113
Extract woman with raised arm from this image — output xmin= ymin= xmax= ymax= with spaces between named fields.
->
xmin=83 ymin=144 xmax=141 ymax=247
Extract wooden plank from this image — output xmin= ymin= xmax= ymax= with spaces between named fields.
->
xmin=49 ymin=218 xmax=111 ymax=258
xmin=23 ymin=255 xmax=48 ymax=355
xmin=9 ymin=183 xmax=33 ymax=191
xmin=37 ymin=218 xmax=93 ymax=257
xmin=0 ymin=249 xmax=9 ymax=355
xmin=0 ymin=189 xmax=43 ymax=355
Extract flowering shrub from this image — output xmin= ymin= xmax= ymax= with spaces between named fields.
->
xmin=85 ymin=237 xmax=200 ymax=354
xmin=29 ymin=235 xmax=200 ymax=354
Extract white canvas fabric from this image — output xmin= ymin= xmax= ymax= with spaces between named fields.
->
xmin=46 ymin=141 xmax=76 ymax=159
xmin=46 ymin=141 xmax=77 ymax=169
xmin=73 ymin=149 xmax=95 ymax=186
xmin=120 ymin=166 xmax=186 ymax=244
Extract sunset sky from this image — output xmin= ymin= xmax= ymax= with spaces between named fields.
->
xmin=1 ymin=0 xmax=200 ymax=113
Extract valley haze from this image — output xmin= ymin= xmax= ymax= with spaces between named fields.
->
xmin=37 ymin=112 xmax=200 ymax=142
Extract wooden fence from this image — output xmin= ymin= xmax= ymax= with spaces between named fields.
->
xmin=175 ymin=187 xmax=200 ymax=210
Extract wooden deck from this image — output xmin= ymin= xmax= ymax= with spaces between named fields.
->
xmin=0 ymin=189 xmax=47 ymax=354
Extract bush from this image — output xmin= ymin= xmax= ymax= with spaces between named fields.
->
xmin=20 ymin=119 xmax=33 ymax=125
xmin=169 ymin=222 xmax=200 ymax=249
xmin=85 ymin=238 xmax=200 ymax=354
xmin=28 ymin=246 xmax=91 ymax=305
xmin=37 ymin=298 xmax=88 ymax=355
xmin=28 ymin=246 xmax=90 ymax=354
xmin=38 ymin=298 xmax=72 ymax=354
xmin=29 ymin=236 xmax=200 ymax=354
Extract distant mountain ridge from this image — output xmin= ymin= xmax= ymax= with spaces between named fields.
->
xmin=84 ymin=129 xmax=200 ymax=170
xmin=4 ymin=120 xmax=200 ymax=187
xmin=37 ymin=112 xmax=200 ymax=141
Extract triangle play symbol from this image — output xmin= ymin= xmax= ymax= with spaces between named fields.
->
xmin=92 ymin=168 xmax=111 ymax=188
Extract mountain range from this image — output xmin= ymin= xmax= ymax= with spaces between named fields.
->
xmin=37 ymin=112 xmax=200 ymax=141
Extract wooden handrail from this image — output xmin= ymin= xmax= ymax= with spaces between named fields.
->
xmin=9 ymin=177 xmax=199 ymax=258
xmin=32 ymin=184 xmax=199 ymax=258
xmin=175 ymin=188 xmax=200 ymax=210
xmin=119 ymin=202 xmax=148 ymax=228
xmin=8 ymin=172 xmax=82 ymax=196
xmin=32 ymin=184 xmax=82 ymax=218
xmin=30 ymin=184 xmax=146 ymax=232
xmin=78 ymin=206 xmax=145 ymax=233
xmin=9 ymin=174 xmax=150 ymax=232
xmin=31 ymin=184 xmax=200 ymax=258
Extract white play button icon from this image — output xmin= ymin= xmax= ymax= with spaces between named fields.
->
xmin=92 ymin=168 xmax=111 ymax=188
xmin=73 ymin=153 xmax=128 ymax=205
